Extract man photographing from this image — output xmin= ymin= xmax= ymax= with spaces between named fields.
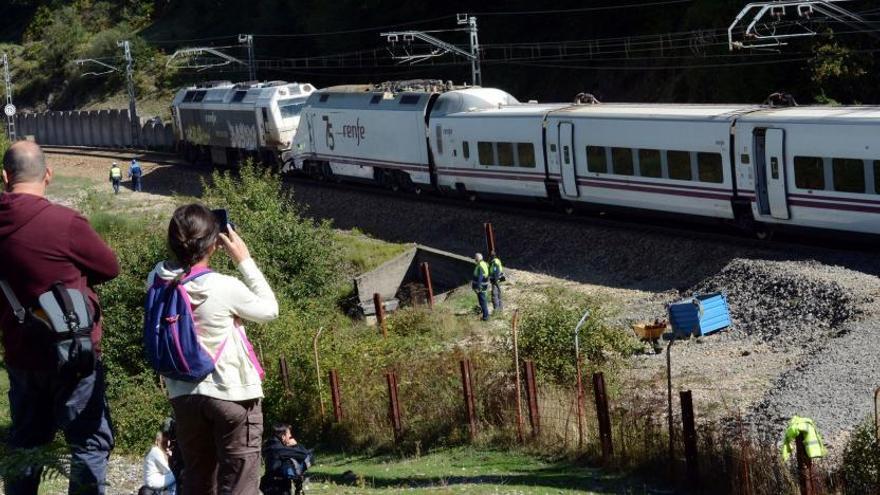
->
xmin=0 ymin=141 xmax=119 ymax=494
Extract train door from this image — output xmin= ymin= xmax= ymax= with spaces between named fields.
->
xmin=755 ymin=128 xmax=790 ymax=220
xmin=558 ymin=122 xmax=579 ymax=197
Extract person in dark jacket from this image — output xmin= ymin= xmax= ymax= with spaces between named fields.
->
xmin=260 ymin=424 xmax=313 ymax=495
xmin=0 ymin=141 xmax=120 ymax=495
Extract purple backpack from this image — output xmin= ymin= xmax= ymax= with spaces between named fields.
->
xmin=143 ymin=267 xmax=226 ymax=382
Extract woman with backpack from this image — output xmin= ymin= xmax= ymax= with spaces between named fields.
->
xmin=146 ymin=203 xmax=278 ymax=495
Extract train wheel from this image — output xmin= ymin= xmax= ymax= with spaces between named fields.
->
xmin=753 ymin=224 xmax=774 ymax=241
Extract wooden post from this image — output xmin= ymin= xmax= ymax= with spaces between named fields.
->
xmin=524 ymin=360 xmax=540 ymax=437
xmin=386 ymin=371 xmax=402 ymax=442
xmin=680 ymin=390 xmax=699 ymax=488
xmin=460 ymin=359 xmax=477 ymax=441
xmin=329 ymin=369 xmax=342 ymax=422
xmin=484 ymin=222 xmax=496 ymax=255
xmin=593 ymin=372 xmax=613 ymax=465
xmin=373 ymin=292 xmax=387 ymax=338
xmin=512 ymin=310 xmax=525 ymax=443
xmin=279 ymin=356 xmax=291 ymax=393
xmin=796 ymin=432 xmax=816 ymax=495
xmin=420 ymin=262 xmax=435 ymax=309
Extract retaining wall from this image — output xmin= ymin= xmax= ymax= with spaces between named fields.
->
xmin=13 ymin=109 xmax=175 ymax=150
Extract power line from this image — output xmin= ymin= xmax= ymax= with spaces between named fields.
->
xmin=251 ymin=14 xmax=454 ymax=38
xmin=472 ymin=0 xmax=694 ymax=16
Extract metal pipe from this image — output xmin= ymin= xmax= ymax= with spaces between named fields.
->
xmin=313 ymin=327 xmax=325 ymax=420
xmin=667 ymin=335 xmax=676 ymax=479
xmin=512 ymin=310 xmax=525 ymax=443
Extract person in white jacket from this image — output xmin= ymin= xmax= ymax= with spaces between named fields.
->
xmin=141 ymin=431 xmax=176 ymax=495
xmin=147 ymin=203 xmax=279 ymax=495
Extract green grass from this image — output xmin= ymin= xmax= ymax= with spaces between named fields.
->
xmin=334 ymin=229 xmax=411 ymax=275
xmin=305 ymin=448 xmax=647 ymax=494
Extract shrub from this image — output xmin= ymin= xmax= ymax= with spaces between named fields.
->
xmin=517 ymin=287 xmax=638 ymax=384
xmin=841 ymin=418 xmax=880 ymax=493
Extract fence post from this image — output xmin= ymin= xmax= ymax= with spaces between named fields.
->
xmin=874 ymin=386 xmax=880 ymax=441
xmin=386 ymin=371 xmax=402 ymax=442
xmin=373 ymin=292 xmax=387 ymax=338
xmin=737 ymin=412 xmax=753 ymax=495
xmin=512 ymin=311 xmax=525 ymax=443
xmin=313 ymin=327 xmax=325 ymax=420
xmin=460 ymin=359 xmax=477 ymax=441
xmin=680 ymin=390 xmax=699 ymax=488
xmin=524 ymin=360 xmax=540 ymax=437
xmin=420 ymin=262 xmax=435 ymax=309
xmin=593 ymin=372 xmax=613 ymax=465
xmin=279 ymin=356 xmax=291 ymax=393
xmin=329 ymin=369 xmax=343 ymax=422
xmin=666 ymin=337 xmax=676 ymax=479
xmin=796 ymin=433 xmax=816 ymax=495
xmin=576 ymin=356 xmax=586 ymax=450
xmin=484 ymin=222 xmax=496 ymax=255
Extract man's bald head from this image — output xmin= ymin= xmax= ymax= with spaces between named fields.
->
xmin=3 ymin=141 xmax=47 ymax=186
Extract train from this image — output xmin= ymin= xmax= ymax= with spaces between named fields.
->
xmin=172 ymin=78 xmax=880 ymax=238
xmin=171 ymin=80 xmax=316 ymax=166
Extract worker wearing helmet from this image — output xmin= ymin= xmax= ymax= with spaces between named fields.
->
xmin=472 ymin=253 xmax=490 ymax=321
xmin=109 ymin=162 xmax=122 ymax=194
xmin=489 ymin=251 xmax=505 ymax=312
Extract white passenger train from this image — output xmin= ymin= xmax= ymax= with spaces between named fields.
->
xmin=291 ymin=81 xmax=880 ymax=238
xmin=172 ymin=80 xmax=316 ymax=166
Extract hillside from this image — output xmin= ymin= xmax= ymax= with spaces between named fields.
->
xmin=1 ymin=0 xmax=879 ymax=114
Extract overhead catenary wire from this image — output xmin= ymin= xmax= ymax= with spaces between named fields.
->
xmin=471 ymin=0 xmax=694 ymax=16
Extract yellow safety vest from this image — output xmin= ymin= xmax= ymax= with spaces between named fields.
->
xmin=490 ymin=257 xmax=504 ymax=281
xmin=781 ymin=415 xmax=826 ymax=461
xmin=110 ymin=167 xmax=122 ymax=179
xmin=472 ymin=261 xmax=489 ymax=292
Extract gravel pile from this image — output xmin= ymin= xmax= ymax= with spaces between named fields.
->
xmin=690 ymin=259 xmax=866 ymax=348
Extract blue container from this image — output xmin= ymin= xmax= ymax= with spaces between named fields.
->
xmin=667 ymin=292 xmax=731 ymax=338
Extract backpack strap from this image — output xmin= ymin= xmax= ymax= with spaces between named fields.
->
xmin=0 ymin=279 xmax=26 ymax=324
xmin=50 ymin=282 xmax=80 ymax=331
xmin=181 ymin=267 xmax=212 ymax=284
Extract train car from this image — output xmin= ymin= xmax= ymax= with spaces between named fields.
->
xmin=291 ymin=81 xmax=519 ymax=192
xmin=543 ymin=104 xmax=759 ymax=220
xmin=171 ymin=80 xmax=316 ymax=166
xmin=429 ymin=103 xmax=567 ymax=200
xmin=735 ymin=106 xmax=880 ymax=236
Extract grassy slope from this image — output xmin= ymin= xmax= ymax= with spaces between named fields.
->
xmin=0 ymin=164 xmax=632 ymax=494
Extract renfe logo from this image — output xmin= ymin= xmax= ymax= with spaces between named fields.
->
xmin=341 ymin=118 xmax=366 ymax=146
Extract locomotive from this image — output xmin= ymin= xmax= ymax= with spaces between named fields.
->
xmin=171 ymin=80 xmax=316 ymax=166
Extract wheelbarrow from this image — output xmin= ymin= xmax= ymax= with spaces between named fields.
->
xmin=632 ymin=320 xmax=667 ymax=354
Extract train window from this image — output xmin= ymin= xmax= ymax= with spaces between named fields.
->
xmin=400 ymin=95 xmax=421 ymax=105
xmin=611 ymin=147 xmax=634 ymax=176
xmin=741 ymin=154 xmax=750 ymax=165
xmin=497 ymin=143 xmax=515 ymax=167
xmin=794 ymin=156 xmax=825 ymax=190
xmin=463 ymin=141 xmax=470 ymax=160
xmin=319 ymin=94 xmax=329 ymax=103
xmin=278 ymin=100 xmax=304 ymax=119
xmin=182 ymin=91 xmax=196 ymax=103
xmin=370 ymin=94 xmax=382 ymax=104
xmin=478 ymin=142 xmax=494 ymax=166
xmin=231 ymin=90 xmax=247 ymax=103
xmin=832 ymin=158 xmax=866 ymax=193
xmin=667 ymin=150 xmax=692 ymax=180
xmin=639 ymin=149 xmax=662 ymax=178
xmin=586 ymin=146 xmax=607 ymax=173
xmin=517 ymin=143 xmax=536 ymax=168
xmin=550 ymin=144 xmax=557 ymax=153
xmin=697 ymin=153 xmax=723 ymax=183
xmin=193 ymin=91 xmax=206 ymax=102
xmin=875 ymin=161 xmax=880 ymax=193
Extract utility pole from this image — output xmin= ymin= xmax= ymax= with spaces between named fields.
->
xmin=459 ymin=14 xmax=482 ymax=87
xmin=239 ymin=34 xmax=256 ymax=81
xmin=117 ymin=40 xmax=140 ymax=147
xmin=2 ymin=52 xmax=15 ymax=141
xmin=382 ymin=14 xmax=483 ymax=87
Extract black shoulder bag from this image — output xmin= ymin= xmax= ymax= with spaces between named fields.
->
xmin=0 ymin=280 xmax=96 ymax=377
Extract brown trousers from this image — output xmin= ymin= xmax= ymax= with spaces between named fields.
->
xmin=171 ymin=395 xmax=263 ymax=495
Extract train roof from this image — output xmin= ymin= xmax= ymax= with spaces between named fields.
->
xmin=173 ymin=81 xmax=315 ymax=106
xmin=553 ymin=103 xmax=759 ymax=121
xmin=437 ymin=103 xmax=569 ymax=118
xmin=739 ymin=105 xmax=880 ymax=124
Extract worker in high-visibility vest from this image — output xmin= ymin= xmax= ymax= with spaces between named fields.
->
xmin=472 ymin=253 xmax=490 ymax=321
xmin=489 ymin=251 xmax=505 ymax=312
xmin=109 ymin=162 xmax=122 ymax=194
xmin=781 ymin=415 xmax=827 ymax=461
